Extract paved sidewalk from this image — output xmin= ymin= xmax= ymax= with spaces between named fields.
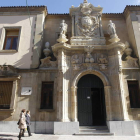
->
xmin=0 ymin=132 xmax=140 ymax=140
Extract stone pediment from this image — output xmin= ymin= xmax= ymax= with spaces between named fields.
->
xmin=70 ymin=0 xmax=105 ymax=46
xmin=0 ymin=65 xmax=18 ymax=77
xmin=70 ymin=1 xmax=103 ymax=15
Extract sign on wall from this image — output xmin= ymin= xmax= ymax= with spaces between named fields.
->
xmin=21 ymin=87 xmax=32 ymax=95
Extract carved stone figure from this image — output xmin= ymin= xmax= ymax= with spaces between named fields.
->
xmin=71 ymin=55 xmax=79 ymax=64
xmin=98 ymin=54 xmax=108 ymax=64
xmin=57 ymin=20 xmax=68 ymax=43
xmin=84 ymin=46 xmax=94 ymax=63
xmin=108 ymin=20 xmax=116 ymax=36
xmin=107 ymin=20 xmax=120 ymax=43
xmin=60 ymin=20 xmax=68 ymax=35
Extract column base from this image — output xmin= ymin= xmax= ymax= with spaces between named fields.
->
xmin=107 ymin=121 xmax=135 ymax=136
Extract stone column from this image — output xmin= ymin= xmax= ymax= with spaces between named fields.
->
xmin=56 ymin=49 xmax=70 ymax=122
xmin=113 ymin=47 xmax=129 ymax=121
xmin=99 ymin=15 xmax=104 ymax=37
xmin=117 ymin=49 xmax=129 ymax=121
xmin=71 ymin=86 xmax=78 ymax=122
xmin=72 ymin=15 xmax=75 ymax=37
xmin=104 ymin=86 xmax=112 ymax=121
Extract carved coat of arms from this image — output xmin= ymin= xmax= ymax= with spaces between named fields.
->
xmin=76 ymin=2 xmax=99 ymax=37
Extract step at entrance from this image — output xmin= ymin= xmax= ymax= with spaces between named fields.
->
xmin=74 ymin=126 xmax=114 ymax=136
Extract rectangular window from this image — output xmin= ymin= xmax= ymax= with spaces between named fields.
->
xmin=40 ymin=82 xmax=54 ymax=109
xmin=127 ymin=81 xmax=140 ymax=108
xmin=3 ymin=29 xmax=19 ymax=50
xmin=0 ymin=81 xmax=13 ymax=109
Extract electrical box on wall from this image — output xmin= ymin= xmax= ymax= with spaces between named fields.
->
xmin=21 ymin=87 xmax=32 ymax=95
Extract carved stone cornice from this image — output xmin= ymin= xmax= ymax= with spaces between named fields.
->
xmin=102 ymin=13 xmax=124 ymax=19
xmin=52 ymin=43 xmax=71 ymax=52
xmin=123 ymin=6 xmax=140 ymax=19
xmin=0 ymin=65 xmax=19 ymax=78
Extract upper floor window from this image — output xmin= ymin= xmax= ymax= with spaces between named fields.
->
xmin=40 ymin=82 xmax=54 ymax=109
xmin=3 ymin=29 xmax=20 ymax=50
xmin=127 ymin=81 xmax=140 ymax=108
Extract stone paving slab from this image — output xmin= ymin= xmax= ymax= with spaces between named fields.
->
xmin=0 ymin=132 xmax=140 ymax=140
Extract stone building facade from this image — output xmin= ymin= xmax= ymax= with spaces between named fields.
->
xmin=0 ymin=0 xmax=140 ymax=136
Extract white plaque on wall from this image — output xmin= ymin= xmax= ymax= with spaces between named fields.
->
xmin=21 ymin=87 xmax=32 ymax=95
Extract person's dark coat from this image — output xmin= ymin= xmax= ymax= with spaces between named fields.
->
xmin=25 ymin=114 xmax=31 ymax=126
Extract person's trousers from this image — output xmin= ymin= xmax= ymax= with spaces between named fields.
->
xmin=27 ymin=126 xmax=31 ymax=136
xmin=19 ymin=129 xmax=25 ymax=139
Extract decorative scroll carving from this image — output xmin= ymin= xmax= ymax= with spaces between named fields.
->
xmin=57 ymin=20 xmax=68 ymax=43
xmin=122 ymin=42 xmax=139 ymax=68
xmin=107 ymin=20 xmax=120 ymax=43
xmin=98 ymin=54 xmax=108 ymax=70
xmin=0 ymin=65 xmax=18 ymax=77
xmin=40 ymin=42 xmax=58 ymax=68
xmin=71 ymin=52 xmax=109 ymax=71
xmin=71 ymin=54 xmax=81 ymax=70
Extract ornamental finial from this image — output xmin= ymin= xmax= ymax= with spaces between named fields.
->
xmin=84 ymin=0 xmax=88 ymax=3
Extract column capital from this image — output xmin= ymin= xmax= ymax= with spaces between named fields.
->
xmin=104 ymin=86 xmax=111 ymax=89
xmin=71 ymin=86 xmax=78 ymax=90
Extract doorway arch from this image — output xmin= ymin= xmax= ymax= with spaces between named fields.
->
xmin=77 ymin=74 xmax=106 ymax=126
xmin=71 ymin=69 xmax=112 ymax=122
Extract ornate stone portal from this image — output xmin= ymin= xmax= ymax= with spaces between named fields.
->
xmin=51 ymin=0 xmax=139 ymax=135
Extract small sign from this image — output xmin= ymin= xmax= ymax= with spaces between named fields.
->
xmin=21 ymin=87 xmax=32 ymax=95
xmin=87 ymin=96 xmax=90 ymax=99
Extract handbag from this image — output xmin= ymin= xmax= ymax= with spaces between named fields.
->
xmin=17 ymin=119 xmax=20 ymax=125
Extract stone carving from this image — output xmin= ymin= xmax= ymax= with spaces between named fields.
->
xmin=0 ymin=65 xmax=18 ymax=77
xmin=57 ymin=20 xmax=68 ymax=43
xmin=122 ymin=42 xmax=139 ymax=68
xmin=40 ymin=42 xmax=58 ymax=68
xmin=44 ymin=42 xmax=51 ymax=57
xmin=71 ymin=54 xmax=81 ymax=70
xmin=76 ymin=0 xmax=99 ymax=37
xmin=107 ymin=20 xmax=120 ymax=43
xmin=98 ymin=54 xmax=108 ymax=64
xmin=83 ymin=63 xmax=97 ymax=70
xmin=40 ymin=56 xmax=58 ymax=68
xmin=84 ymin=46 xmax=94 ymax=63
xmin=98 ymin=54 xmax=108 ymax=70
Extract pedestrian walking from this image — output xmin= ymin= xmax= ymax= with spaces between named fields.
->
xmin=18 ymin=109 xmax=27 ymax=140
xmin=25 ymin=110 xmax=32 ymax=136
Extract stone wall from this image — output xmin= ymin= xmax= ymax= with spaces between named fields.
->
xmin=122 ymin=69 xmax=140 ymax=120
xmin=0 ymin=70 xmax=58 ymax=122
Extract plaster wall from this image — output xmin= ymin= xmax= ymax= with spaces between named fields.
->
xmin=0 ymin=15 xmax=36 ymax=69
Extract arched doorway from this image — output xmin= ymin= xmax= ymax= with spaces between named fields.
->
xmin=77 ymin=74 xmax=106 ymax=126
